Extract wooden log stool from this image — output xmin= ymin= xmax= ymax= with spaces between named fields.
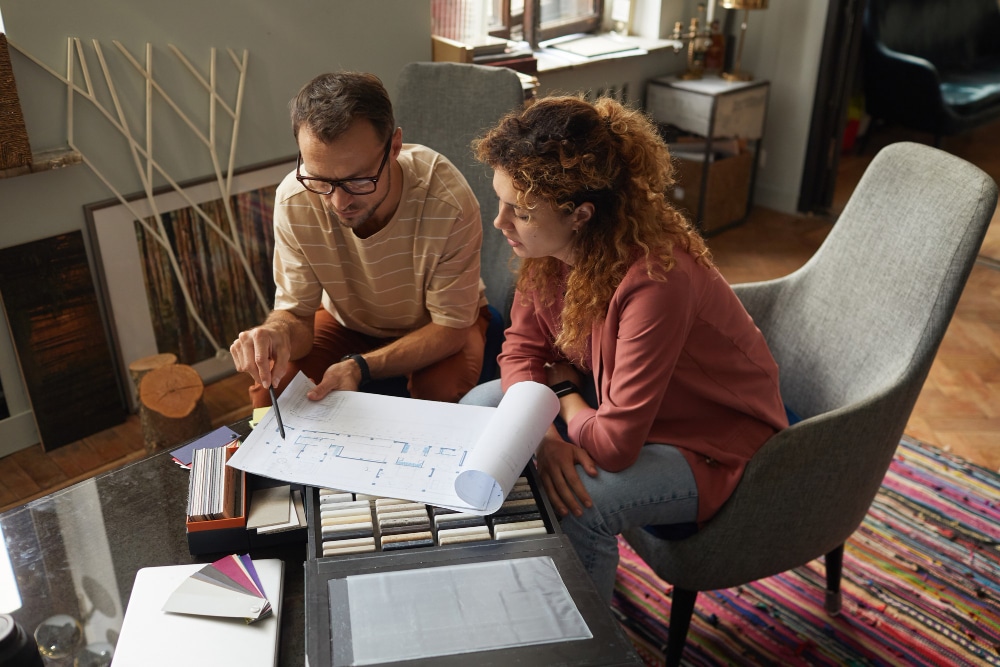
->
xmin=129 ymin=353 xmax=177 ymax=450
xmin=133 ymin=357 xmax=211 ymax=453
xmin=129 ymin=353 xmax=177 ymax=393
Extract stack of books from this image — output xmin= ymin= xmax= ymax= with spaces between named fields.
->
xmin=430 ymin=0 xmax=537 ymax=72
xmin=668 ymin=136 xmax=745 ymax=163
xmin=187 ymin=440 xmax=242 ymax=522
xmin=472 ymin=40 xmax=537 ymax=73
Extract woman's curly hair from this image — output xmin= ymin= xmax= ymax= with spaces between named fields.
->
xmin=473 ymin=95 xmax=713 ymax=363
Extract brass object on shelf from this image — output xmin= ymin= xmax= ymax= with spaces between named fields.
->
xmin=670 ymin=13 xmax=713 ymax=81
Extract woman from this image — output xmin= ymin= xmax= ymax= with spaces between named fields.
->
xmin=462 ymin=96 xmax=788 ymax=603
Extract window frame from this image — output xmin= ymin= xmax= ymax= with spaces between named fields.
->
xmin=489 ymin=0 xmax=605 ymax=46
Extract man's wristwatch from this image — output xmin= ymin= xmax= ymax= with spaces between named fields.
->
xmin=341 ymin=354 xmax=371 ymax=386
xmin=549 ymin=380 xmax=580 ymax=398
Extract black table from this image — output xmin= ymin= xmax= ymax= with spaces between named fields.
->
xmin=0 ymin=444 xmax=305 ymax=667
xmin=1 ymin=430 xmax=641 ymax=666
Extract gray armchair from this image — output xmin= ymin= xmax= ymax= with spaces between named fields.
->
xmin=395 ymin=62 xmax=526 ymax=322
xmin=623 ymin=142 xmax=998 ymax=666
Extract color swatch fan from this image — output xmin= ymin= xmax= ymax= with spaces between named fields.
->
xmin=162 ymin=554 xmax=272 ymax=623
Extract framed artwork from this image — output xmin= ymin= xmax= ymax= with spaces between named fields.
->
xmin=0 ymin=231 xmax=128 ymax=450
xmin=85 ymin=157 xmax=294 ymax=409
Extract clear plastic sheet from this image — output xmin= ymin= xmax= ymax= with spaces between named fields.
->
xmin=329 ymin=556 xmax=592 ymax=665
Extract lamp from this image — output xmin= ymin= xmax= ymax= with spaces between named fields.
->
xmin=721 ymin=0 xmax=768 ymax=82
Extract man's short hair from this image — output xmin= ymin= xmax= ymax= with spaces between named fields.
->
xmin=290 ymin=71 xmax=395 ymax=144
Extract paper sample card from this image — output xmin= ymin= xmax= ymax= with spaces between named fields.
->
xmin=162 ymin=554 xmax=272 ymax=623
xmin=114 ymin=558 xmax=284 ymax=667
xmin=247 ymin=485 xmax=293 ymax=529
xmin=171 ymin=425 xmax=240 ymax=468
xmin=186 ymin=441 xmax=242 ymax=521
xmin=247 ymin=485 xmax=307 ymax=533
xmin=250 ymin=406 xmax=271 ymax=428
xmin=549 ymin=34 xmax=639 ymax=58
xmin=228 ymin=373 xmax=559 ymax=514
xmin=255 ymin=489 xmax=306 ymax=534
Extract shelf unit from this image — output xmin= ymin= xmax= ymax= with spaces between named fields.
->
xmin=0 ymin=147 xmax=82 ymax=179
xmin=646 ymin=74 xmax=769 ymax=234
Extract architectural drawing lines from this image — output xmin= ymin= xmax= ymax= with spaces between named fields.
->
xmin=227 ymin=375 xmax=558 ymax=513
xmin=259 ymin=417 xmax=470 ymax=497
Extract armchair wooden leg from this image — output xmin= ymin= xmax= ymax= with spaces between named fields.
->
xmin=666 ymin=587 xmax=697 ymax=667
xmin=824 ymin=544 xmax=844 ymax=616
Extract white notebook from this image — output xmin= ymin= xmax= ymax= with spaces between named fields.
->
xmin=112 ymin=559 xmax=284 ymax=667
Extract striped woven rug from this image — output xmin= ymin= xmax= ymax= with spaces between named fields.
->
xmin=612 ymin=436 xmax=1000 ymax=666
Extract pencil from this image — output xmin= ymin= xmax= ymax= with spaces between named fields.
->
xmin=268 ymin=385 xmax=286 ymax=439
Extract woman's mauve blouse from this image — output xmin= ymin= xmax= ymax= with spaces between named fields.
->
xmin=499 ymin=249 xmax=789 ymax=522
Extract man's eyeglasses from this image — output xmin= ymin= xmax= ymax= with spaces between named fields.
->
xmin=296 ymin=137 xmax=392 ymax=196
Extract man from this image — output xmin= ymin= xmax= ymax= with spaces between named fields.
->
xmin=231 ymin=71 xmax=489 ymax=407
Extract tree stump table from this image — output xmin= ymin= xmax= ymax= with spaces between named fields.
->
xmin=128 ymin=353 xmax=177 ymax=392
xmin=136 ymin=361 xmax=211 ymax=452
xmin=129 ymin=353 xmax=177 ymax=450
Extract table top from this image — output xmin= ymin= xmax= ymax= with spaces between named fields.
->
xmin=649 ymin=73 xmax=769 ymax=95
xmin=0 ymin=425 xmax=640 ymax=666
xmin=0 ymin=446 xmax=305 ymax=667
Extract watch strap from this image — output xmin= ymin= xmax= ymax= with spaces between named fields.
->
xmin=341 ymin=354 xmax=371 ymax=386
xmin=549 ymin=380 xmax=580 ymax=398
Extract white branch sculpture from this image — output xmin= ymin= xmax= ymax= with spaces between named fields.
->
xmin=10 ymin=38 xmax=268 ymax=356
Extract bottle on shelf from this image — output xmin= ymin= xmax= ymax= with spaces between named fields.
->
xmin=704 ymin=20 xmax=726 ymax=74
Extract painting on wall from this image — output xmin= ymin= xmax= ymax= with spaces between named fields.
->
xmin=0 ymin=231 xmax=128 ymax=450
xmin=85 ymin=158 xmax=294 ymax=409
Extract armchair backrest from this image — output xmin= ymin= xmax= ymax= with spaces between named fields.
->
xmin=866 ymin=0 xmax=1000 ymax=67
xmin=395 ymin=62 xmax=526 ymax=321
xmin=738 ymin=142 xmax=995 ymax=423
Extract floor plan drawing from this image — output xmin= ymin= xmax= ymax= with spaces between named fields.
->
xmin=228 ymin=373 xmax=559 ymax=513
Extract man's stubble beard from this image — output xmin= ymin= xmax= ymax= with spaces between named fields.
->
xmin=325 ymin=163 xmax=392 ymax=235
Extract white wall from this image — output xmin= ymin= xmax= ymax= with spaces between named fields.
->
xmin=725 ymin=0 xmax=829 ymax=214
xmin=0 ymin=0 xmax=431 ymax=453
xmin=3 ymin=1 xmax=431 ymax=241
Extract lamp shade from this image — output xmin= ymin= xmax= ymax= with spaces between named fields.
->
xmin=721 ymin=0 xmax=768 ymax=8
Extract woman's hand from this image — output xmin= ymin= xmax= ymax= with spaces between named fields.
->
xmin=535 ymin=425 xmax=598 ymax=517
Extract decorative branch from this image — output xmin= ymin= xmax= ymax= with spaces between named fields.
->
xmin=9 ymin=37 xmax=269 ymax=357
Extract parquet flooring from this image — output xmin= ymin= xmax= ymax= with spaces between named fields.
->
xmin=0 ymin=372 xmax=254 ymax=512
xmin=1 ymin=122 xmax=998 ymax=513
xmin=714 ymin=121 xmax=1000 ymax=472
xmin=837 ymin=123 xmax=1000 ymax=471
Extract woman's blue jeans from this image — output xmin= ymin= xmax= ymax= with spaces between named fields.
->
xmin=461 ymin=379 xmax=699 ymax=604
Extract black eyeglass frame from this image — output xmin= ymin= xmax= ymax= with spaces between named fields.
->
xmin=295 ymin=136 xmax=392 ymax=196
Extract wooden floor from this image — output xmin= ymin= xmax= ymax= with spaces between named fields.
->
xmin=711 ymin=121 xmax=1000 ymax=473
xmin=0 ymin=372 xmax=256 ymax=512
xmin=2 ymin=122 xmax=998 ymax=513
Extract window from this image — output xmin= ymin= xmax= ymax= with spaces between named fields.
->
xmin=433 ymin=0 xmax=604 ymax=46
xmin=489 ymin=0 xmax=604 ymax=44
